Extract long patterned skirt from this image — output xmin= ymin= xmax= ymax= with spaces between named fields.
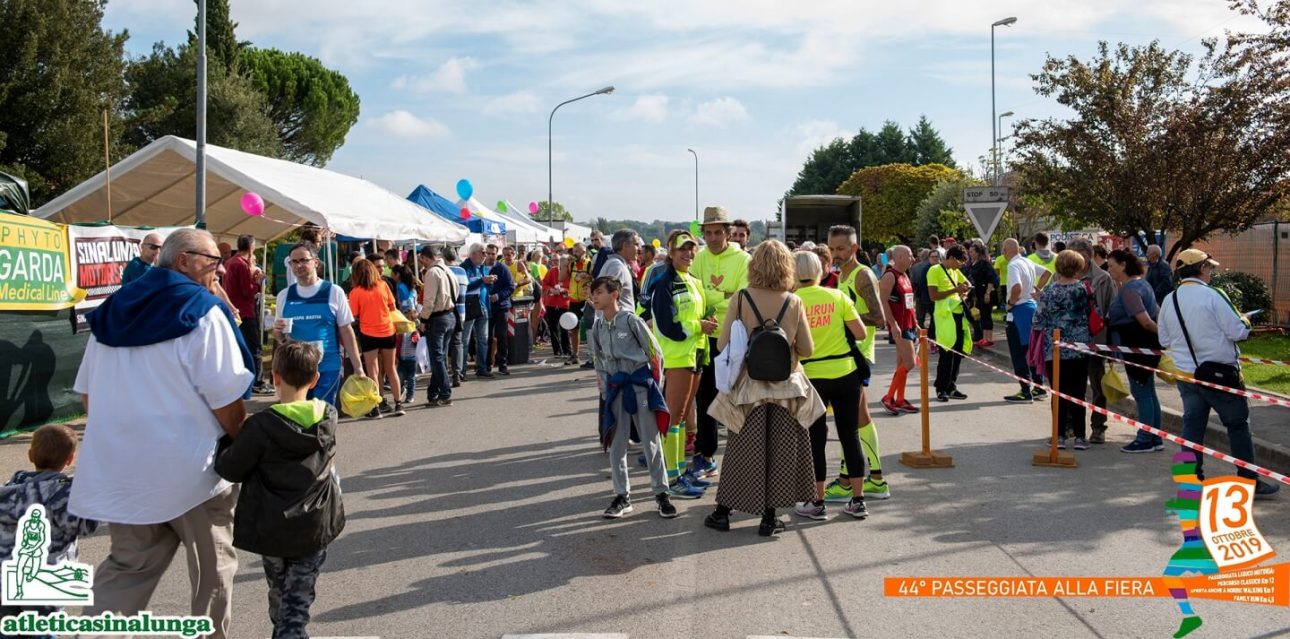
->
xmin=714 ymin=403 xmax=816 ymax=515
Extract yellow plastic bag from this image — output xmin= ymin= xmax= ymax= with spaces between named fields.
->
xmin=339 ymin=375 xmax=382 ymax=418
xmin=1102 ymin=365 xmax=1129 ymax=403
xmin=390 ymin=309 xmax=417 ymax=334
xmin=1156 ymin=354 xmax=1188 ymax=384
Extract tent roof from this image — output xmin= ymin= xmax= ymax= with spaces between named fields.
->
xmin=34 ymin=136 xmax=467 ymax=243
xmin=498 ymin=200 xmax=561 ymax=242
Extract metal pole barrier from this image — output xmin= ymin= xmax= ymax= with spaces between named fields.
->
xmin=1034 ymin=328 xmax=1076 ymax=468
xmin=900 ymin=329 xmax=954 ymax=468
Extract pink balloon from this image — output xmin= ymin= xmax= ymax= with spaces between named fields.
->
xmin=460 ymin=207 xmax=471 ymax=220
xmin=528 ymin=201 xmax=539 ymax=215
xmin=240 ymin=192 xmax=265 ymax=217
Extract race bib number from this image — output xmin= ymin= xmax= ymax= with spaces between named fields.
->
xmin=904 ymin=293 xmax=915 ymax=310
xmin=1199 ymin=478 xmax=1276 ymax=571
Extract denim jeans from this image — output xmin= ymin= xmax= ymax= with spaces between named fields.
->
xmin=425 ymin=312 xmax=455 ymax=400
xmin=462 ymin=316 xmax=489 ymax=375
xmin=1005 ymin=320 xmax=1043 ymax=395
xmin=1129 ymin=375 xmax=1163 ymax=447
xmin=397 ymin=357 xmax=417 ymax=401
xmin=1177 ymin=381 xmax=1257 ymax=480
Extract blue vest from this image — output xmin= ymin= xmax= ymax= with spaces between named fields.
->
xmin=282 ymin=281 xmax=342 ymax=372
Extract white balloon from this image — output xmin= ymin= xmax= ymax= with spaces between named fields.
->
xmin=559 ymin=312 xmax=579 ymax=331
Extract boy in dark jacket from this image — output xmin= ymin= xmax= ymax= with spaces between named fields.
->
xmin=0 ymin=424 xmax=99 ymax=628
xmin=215 ymin=341 xmax=345 ymax=639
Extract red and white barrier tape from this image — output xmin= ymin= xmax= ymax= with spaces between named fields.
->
xmin=1062 ymin=341 xmax=1290 ymax=367
xmin=937 ymin=344 xmax=1290 ymax=486
xmin=1055 ymin=341 xmax=1290 ymax=409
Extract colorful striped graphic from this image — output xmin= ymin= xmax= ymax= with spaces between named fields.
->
xmin=1164 ymin=451 xmax=1218 ymax=638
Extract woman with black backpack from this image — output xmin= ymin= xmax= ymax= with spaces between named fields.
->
xmin=650 ymin=230 xmax=717 ymax=500
xmin=704 ymin=240 xmax=820 ymax=537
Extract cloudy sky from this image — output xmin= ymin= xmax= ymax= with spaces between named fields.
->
xmin=102 ymin=0 xmax=1260 ymax=224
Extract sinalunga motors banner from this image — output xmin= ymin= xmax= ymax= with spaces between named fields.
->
xmin=0 ymin=212 xmax=181 ymax=435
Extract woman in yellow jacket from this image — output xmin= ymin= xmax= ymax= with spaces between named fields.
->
xmin=649 ymin=230 xmax=716 ymax=499
xmin=929 ymin=245 xmax=974 ymax=401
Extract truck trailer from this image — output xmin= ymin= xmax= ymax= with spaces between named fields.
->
xmin=770 ymin=195 xmax=861 ymax=246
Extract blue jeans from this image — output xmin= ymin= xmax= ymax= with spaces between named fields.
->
xmin=398 ymin=357 xmax=417 ymax=401
xmin=426 ymin=312 xmax=455 ymax=400
xmin=1176 ymin=381 xmax=1257 ymax=479
xmin=462 ymin=316 xmax=489 ymax=375
xmin=1005 ymin=320 xmax=1043 ymax=395
xmin=1129 ymin=375 xmax=1163 ymax=447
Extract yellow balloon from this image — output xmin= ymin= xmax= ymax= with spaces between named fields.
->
xmin=563 ymin=237 xmax=575 ymax=248
xmin=651 ymin=239 xmax=661 ymax=249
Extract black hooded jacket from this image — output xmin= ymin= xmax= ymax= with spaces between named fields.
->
xmin=214 ymin=400 xmax=345 ymax=558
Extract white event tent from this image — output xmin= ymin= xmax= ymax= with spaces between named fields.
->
xmin=498 ymin=200 xmax=561 ymax=244
xmin=35 ymin=136 xmax=468 ymax=243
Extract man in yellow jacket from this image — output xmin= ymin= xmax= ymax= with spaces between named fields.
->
xmin=690 ymin=206 xmax=750 ymax=478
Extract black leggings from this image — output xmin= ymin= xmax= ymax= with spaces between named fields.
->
xmin=695 ymin=336 xmax=721 ymax=457
xmin=544 ymin=308 xmax=571 ymax=356
xmin=934 ymin=313 xmax=965 ymax=392
xmin=808 ymin=370 xmax=867 ymax=482
xmin=1046 ymin=356 xmax=1090 ymax=439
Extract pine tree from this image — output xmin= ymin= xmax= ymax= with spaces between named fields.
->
xmin=909 ymin=115 xmax=956 ymax=167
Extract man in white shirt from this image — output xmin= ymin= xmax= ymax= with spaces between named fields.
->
xmin=1158 ymin=249 xmax=1277 ymax=499
xmin=599 ymin=229 xmax=641 ymax=313
xmin=72 ymin=228 xmax=255 ymax=637
xmin=1001 ymin=238 xmax=1049 ymax=402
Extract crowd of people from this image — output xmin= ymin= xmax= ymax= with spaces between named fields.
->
xmin=2 ymin=211 xmax=1281 ymax=639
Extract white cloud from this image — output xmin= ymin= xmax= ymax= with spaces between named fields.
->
xmin=795 ymin=120 xmax=849 ymax=156
xmin=391 ymin=57 xmax=481 ymax=94
xmin=689 ymin=97 xmax=750 ymax=128
xmin=482 ymin=91 xmax=542 ymax=117
xmin=366 ymin=110 xmax=449 ymax=139
xmin=609 ymin=95 xmax=669 ymax=123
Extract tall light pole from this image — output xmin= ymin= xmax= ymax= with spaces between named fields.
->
xmin=195 ymin=0 xmax=208 ymax=228
xmin=686 ymin=148 xmax=698 ymax=221
xmin=996 ymin=110 xmax=1014 ymax=184
xmin=548 ymin=86 xmax=615 ymax=227
xmin=991 ymin=16 xmax=1017 ymax=187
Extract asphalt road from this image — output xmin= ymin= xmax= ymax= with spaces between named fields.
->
xmin=4 ymin=342 xmax=1289 ymax=638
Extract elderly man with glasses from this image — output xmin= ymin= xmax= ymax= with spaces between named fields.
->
xmin=71 ymin=228 xmax=257 ymax=638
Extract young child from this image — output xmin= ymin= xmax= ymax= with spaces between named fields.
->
xmin=0 ymin=424 xmax=100 ymax=623
xmin=215 ymin=341 xmax=345 ymax=639
xmin=397 ymin=329 xmax=419 ymax=405
xmin=588 ymin=276 xmax=676 ymax=519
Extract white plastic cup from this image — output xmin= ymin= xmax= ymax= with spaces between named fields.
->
xmin=281 ymin=318 xmax=295 ymax=335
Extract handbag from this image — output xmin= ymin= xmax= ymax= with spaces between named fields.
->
xmin=390 ymin=309 xmax=417 ymax=334
xmin=464 ymin=294 xmax=485 ymax=320
xmin=1172 ymin=290 xmax=1243 ymax=389
xmin=1083 ymin=280 xmax=1104 ymax=336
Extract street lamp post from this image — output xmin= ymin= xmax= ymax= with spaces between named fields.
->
xmin=195 ymin=0 xmax=208 ymax=227
xmin=996 ymin=111 xmax=1014 ymax=184
xmin=991 ymin=16 xmax=1017 ymax=187
xmin=548 ymin=86 xmax=615 ymax=227
xmin=686 ymin=148 xmax=698 ymax=221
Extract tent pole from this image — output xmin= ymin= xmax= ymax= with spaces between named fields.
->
xmin=195 ymin=0 xmax=208 ymax=229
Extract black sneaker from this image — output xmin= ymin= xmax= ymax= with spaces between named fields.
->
xmin=1031 ymin=387 xmax=1048 ymax=399
xmin=655 ymin=493 xmax=678 ymax=518
xmin=1003 ymin=392 xmax=1033 ymax=403
xmin=435 ymin=398 xmax=453 ymax=407
xmin=390 ymin=403 xmax=407 ymax=417
xmin=936 ymin=391 xmax=949 ymax=402
xmin=580 ymin=360 xmax=595 ymax=370
xmin=946 ymin=389 xmax=968 ymax=400
xmin=378 ymin=400 xmax=393 ymax=414
xmin=603 ymin=495 xmax=632 ymax=518
xmin=498 ymin=367 xmax=510 ymax=376
xmin=366 ymin=407 xmax=383 ymax=420
xmin=704 ymin=510 xmax=730 ymax=531
xmin=758 ymin=515 xmax=786 ymax=537
xmin=1255 ymin=481 xmax=1281 ymax=500
xmin=477 ymin=371 xmax=495 ymax=378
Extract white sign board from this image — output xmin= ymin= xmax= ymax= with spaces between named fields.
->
xmin=963 ymin=187 xmax=1009 ymax=241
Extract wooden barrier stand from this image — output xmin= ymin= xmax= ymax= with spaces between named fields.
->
xmin=900 ymin=329 xmax=954 ymax=468
xmin=1034 ymin=328 xmax=1077 ymax=468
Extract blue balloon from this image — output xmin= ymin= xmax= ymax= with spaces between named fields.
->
xmin=456 ymin=179 xmax=474 ymax=201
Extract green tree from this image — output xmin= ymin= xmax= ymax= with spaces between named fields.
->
xmin=874 ymin=121 xmax=913 ymax=165
xmin=786 ymin=138 xmax=854 ymax=196
xmin=1014 ymin=3 xmax=1290 ymax=258
xmin=241 ymin=48 xmax=360 ymax=165
xmin=537 ymin=201 xmax=573 ymax=222
xmin=123 ymin=42 xmax=281 ymax=157
xmin=188 ymin=0 xmax=242 ymax=70
xmin=908 ymin=115 xmax=956 ymax=168
xmin=836 ymin=163 xmax=963 ymax=242
xmin=0 ymin=0 xmax=129 ymax=206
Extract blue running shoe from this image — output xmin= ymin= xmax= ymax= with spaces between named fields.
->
xmin=683 ymin=470 xmax=711 ymax=488
xmin=667 ymin=475 xmax=706 ymax=500
xmin=692 ymin=454 xmax=719 ymax=478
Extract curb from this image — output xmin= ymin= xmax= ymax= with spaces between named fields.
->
xmin=973 ymin=346 xmax=1290 ymax=476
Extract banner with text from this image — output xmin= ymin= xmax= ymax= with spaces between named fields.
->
xmin=0 ymin=213 xmax=81 ymax=311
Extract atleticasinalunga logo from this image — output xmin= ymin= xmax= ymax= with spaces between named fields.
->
xmin=1 ymin=504 xmax=94 ymax=606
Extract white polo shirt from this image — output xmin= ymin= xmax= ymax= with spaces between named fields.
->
xmin=71 ymin=308 xmax=253 ymax=525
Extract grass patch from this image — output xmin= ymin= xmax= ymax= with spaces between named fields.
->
xmin=1242 ymin=332 xmax=1290 ymax=396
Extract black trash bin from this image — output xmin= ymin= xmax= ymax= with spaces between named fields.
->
xmin=509 ymin=299 xmax=533 ymax=365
